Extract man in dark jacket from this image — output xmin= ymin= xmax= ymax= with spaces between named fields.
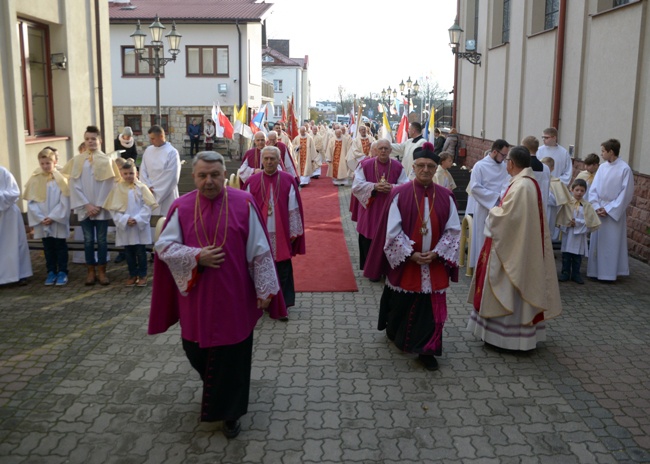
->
xmin=187 ymin=119 xmax=202 ymax=157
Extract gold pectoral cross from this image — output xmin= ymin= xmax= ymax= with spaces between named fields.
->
xmin=420 ymin=224 xmax=429 ymax=236
xmin=380 ymin=174 xmax=387 ymax=184
xmin=267 ymin=202 xmax=273 ymax=216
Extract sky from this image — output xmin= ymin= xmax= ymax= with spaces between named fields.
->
xmin=265 ymin=0 xmax=459 ymax=104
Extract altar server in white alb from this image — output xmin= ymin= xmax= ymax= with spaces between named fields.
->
xmin=0 ymin=166 xmax=33 ymax=285
xmin=466 ymin=139 xmax=511 ymax=269
xmin=587 ymin=138 xmax=635 ymax=282
xmin=60 ymin=125 xmax=121 ymax=286
xmin=23 ymin=148 xmax=71 ymax=286
xmin=104 ymin=159 xmax=158 ymax=287
xmin=140 ymin=125 xmax=181 ymax=216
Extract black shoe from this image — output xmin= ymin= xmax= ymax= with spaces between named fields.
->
xmin=558 ymin=272 xmax=569 ymax=282
xmin=572 ymin=274 xmax=585 ymax=285
xmin=114 ymin=252 xmax=126 ymax=264
xmin=418 ymin=354 xmax=439 ymax=371
xmin=223 ymin=419 xmax=241 ymax=438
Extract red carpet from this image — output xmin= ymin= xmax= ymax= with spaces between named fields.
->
xmin=293 ymin=166 xmax=358 ymax=292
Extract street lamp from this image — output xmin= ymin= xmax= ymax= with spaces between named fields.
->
xmin=448 ymin=18 xmax=481 ymax=66
xmin=399 ymin=77 xmax=419 ymax=113
xmin=130 ymin=15 xmax=182 ymax=126
xmin=381 ymin=86 xmax=397 ymax=107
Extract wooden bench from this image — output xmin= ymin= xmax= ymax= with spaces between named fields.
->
xmin=23 ymin=213 xmax=165 ymax=253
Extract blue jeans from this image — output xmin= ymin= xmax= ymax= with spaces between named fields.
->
xmin=42 ymin=237 xmax=68 ymax=274
xmin=124 ymin=244 xmax=147 ymax=278
xmin=80 ymin=219 xmax=109 ymax=265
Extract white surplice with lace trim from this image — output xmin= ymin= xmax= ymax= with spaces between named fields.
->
xmin=384 ymin=193 xmax=460 ymax=294
xmin=155 ymin=203 xmax=280 ymax=298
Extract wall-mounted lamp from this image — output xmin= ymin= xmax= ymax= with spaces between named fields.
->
xmin=448 ymin=20 xmax=482 ymax=66
xmin=51 ymin=53 xmax=67 ymax=70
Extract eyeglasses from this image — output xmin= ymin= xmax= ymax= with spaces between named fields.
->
xmin=504 ymin=158 xmax=512 ymax=161
xmin=498 ymin=150 xmax=509 ymax=156
xmin=413 ymin=163 xmax=436 ymax=170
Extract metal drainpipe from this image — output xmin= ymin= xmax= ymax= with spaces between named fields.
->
xmin=236 ymin=21 xmax=242 ymax=107
xmin=94 ymin=0 xmax=106 ymax=152
xmin=551 ymin=0 xmax=567 ymax=129
xmin=236 ymin=21 xmax=243 ymax=155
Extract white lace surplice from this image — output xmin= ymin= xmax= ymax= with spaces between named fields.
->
xmin=156 ymin=204 xmax=279 ymax=299
xmin=384 ymin=193 xmax=460 ymax=294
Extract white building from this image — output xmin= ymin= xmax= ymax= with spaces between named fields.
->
xmin=453 ymin=0 xmax=649 ymax=261
xmin=315 ymin=101 xmax=337 ymax=113
xmin=262 ymin=40 xmax=310 ymax=124
xmin=108 ymin=0 xmax=273 ymax=152
xmin=1 ymin=0 xmax=114 ymax=188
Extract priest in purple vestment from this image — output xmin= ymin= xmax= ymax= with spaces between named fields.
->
xmin=148 ymin=151 xmax=287 ymax=439
xmin=351 ymin=139 xmax=408 ymax=272
xmin=363 ymin=144 xmax=460 ymax=371
xmin=267 ymin=131 xmax=298 ymax=182
xmin=245 ymin=146 xmax=305 ymax=316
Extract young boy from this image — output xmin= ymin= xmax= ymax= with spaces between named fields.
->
xmin=556 ymin=178 xmax=601 ymax=284
xmin=541 ymin=157 xmax=572 ymax=241
xmin=103 ymin=159 xmax=157 ymax=286
xmin=61 ymin=126 xmax=120 ymax=285
xmin=575 ymin=153 xmax=599 ymax=198
xmin=23 ymin=148 xmax=71 ymax=285
xmin=433 ymin=151 xmax=457 ymax=190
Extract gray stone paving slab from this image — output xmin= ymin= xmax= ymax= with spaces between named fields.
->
xmin=1 ymin=182 xmax=649 ymax=463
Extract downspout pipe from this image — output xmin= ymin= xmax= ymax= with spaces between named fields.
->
xmin=94 ymin=0 xmax=106 ymax=152
xmin=236 ymin=21 xmax=243 ymax=155
xmin=551 ymin=0 xmax=567 ymax=129
xmin=236 ymin=21 xmax=242 ymax=111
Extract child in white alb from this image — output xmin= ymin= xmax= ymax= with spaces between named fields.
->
xmin=103 ymin=159 xmax=158 ymax=286
xmin=23 ymin=148 xmax=71 ymax=286
xmin=556 ymin=178 xmax=601 ymax=284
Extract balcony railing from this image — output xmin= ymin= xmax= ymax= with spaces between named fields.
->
xmin=262 ymin=80 xmax=274 ymax=100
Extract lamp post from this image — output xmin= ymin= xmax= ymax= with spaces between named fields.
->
xmin=380 ymin=86 xmax=397 ymax=107
xmin=448 ymin=19 xmax=482 ymax=66
xmin=130 ymin=15 xmax=182 ymax=126
xmin=399 ymin=77 xmax=419 ymax=115
xmin=380 ymin=87 xmax=397 ymax=122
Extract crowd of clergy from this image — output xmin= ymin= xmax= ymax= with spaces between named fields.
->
xmin=0 ymin=116 xmax=635 ymax=438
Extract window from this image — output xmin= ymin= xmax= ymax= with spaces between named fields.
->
xmin=274 ymin=106 xmax=283 ymax=118
xmin=490 ymin=0 xmax=508 ymax=47
xmin=595 ymin=0 xmax=635 ymax=12
xmin=186 ymin=46 xmax=229 ymax=76
xmin=502 ymin=0 xmax=511 ymax=43
xmin=150 ymin=114 xmax=169 ymax=133
xmin=274 ymin=80 xmax=283 ymax=92
xmin=122 ymin=46 xmax=165 ymax=77
xmin=18 ymin=19 xmax=54 ymax=136
xmin=545 ymin=0 xmax=560 ymax=30
xmin=124 ymin=115 xmax=143 ymax=135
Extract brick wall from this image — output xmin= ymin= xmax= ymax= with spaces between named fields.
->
xmin=459 ymin=134 xmax=650 ymax=263
xmin=112 ymin=106 xmax=232 ymax=154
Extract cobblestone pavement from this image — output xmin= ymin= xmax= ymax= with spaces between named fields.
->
xmin=1 ymin=185 xmax=649 ymax=464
